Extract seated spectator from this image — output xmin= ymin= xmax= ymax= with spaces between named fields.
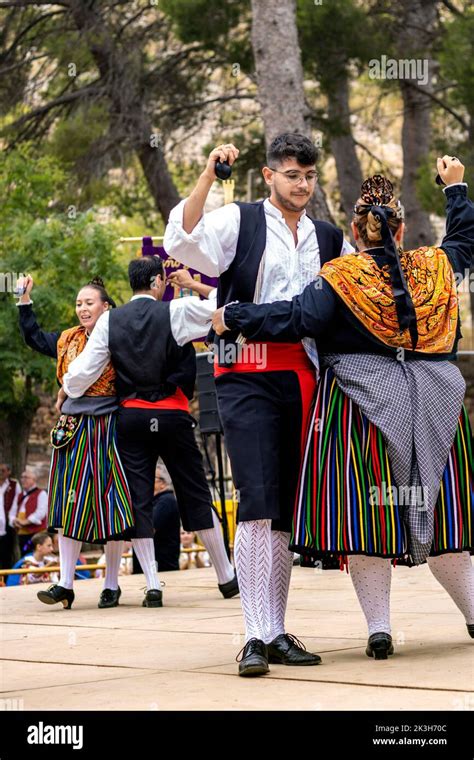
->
xmin=152 ymin=465 xmax=180 ymax=572
xmin=180 ymin=527 xmax=211 ymax=570
xmin=9 ymin=466 xmax=48 ymax=556
xmin=95 ymin=541 xmax=133 ymax=578
xmin=20 ymin=532 xmax=58 ymax=585
xmin=0 ymin=463 xmax=21 ymax=569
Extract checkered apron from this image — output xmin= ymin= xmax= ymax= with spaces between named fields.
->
xmin=322 ymin=353 xmax=466 ymax=564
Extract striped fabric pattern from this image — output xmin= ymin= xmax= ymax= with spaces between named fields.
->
xmin=48 ymin=414 xmax=134 ymax=543
xmin=433 ymin=404 xmax=473 ymax=554
xmin=290 ymin=368 xmax=473 ymax=561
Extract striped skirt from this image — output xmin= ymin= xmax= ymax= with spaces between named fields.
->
xmin=48 ymin=413 xmax=134 ymax=543
xmin=290 ymin=368 xmax=474 ymax=563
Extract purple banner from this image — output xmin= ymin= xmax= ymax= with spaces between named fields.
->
xmin=141 ymin=237 xmax=217 ymax=301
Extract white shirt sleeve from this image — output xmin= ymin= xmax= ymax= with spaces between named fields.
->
xmin=163 ymin=199 xmax=241 ymax=277
xmin=8 ymin=490 xmax=19 ymax=526
xmin=341 ymin=238 xmax=355 ymax=255
xmin=169 ymin=293 xmax=217 ymax=346
xmin=62 ymin=312 xmax=111 ymax=398
xmin=28 ymin=490 xmax=48 ymax=525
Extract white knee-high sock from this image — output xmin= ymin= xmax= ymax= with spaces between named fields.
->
xmin=349 ymin=555 xmax=392 ymax=635
xmin=427 ymin=552 xmax=474 ymax=625
xmin=268 ymin=530 xmax=293 ymax=641
xmin=196 ymin=509 xmax=235 ymax=585
xmin=131 ymin=538 xmax=160 ymax=591
xmin=234 ymin=519 xmax=272 ymax=643
xmin=104 ymin=541 xmax=124 ymax=591
xmin=58 ymin=532 xmax=82 ymax=590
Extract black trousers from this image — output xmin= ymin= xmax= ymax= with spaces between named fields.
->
xmin=215 ymin=371 xmax=305 ymax=533
xmin=0 ymin=527 xmax=18 ymax=569
xmin=116 ymin=408 xmax=214 ymax=538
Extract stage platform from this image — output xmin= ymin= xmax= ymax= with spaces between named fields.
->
xmin=1 ymin=565 xmax=472 ymax=711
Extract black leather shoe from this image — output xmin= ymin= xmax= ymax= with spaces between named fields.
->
xmin=237 ymin=638 xmax=269 ymax=677
xmin=366 ymin=632 xmax=394 ymax=660
xmin=37 ymin=584 xmax=74 ymax=610
xmin=218 ymin=574 xmax=239 ymax=599
xmin=98 ymin=587 xmax=121 ymax=609
xmin=467 ymin=624 xmax=474 ymax=639
xmin=267 ymin=633 xmax=322 ymax=665
xmin=142 ymin=589 xmax=163 ymax=607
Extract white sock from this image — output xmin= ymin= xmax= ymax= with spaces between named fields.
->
xmin=131 ymin=538 xmax=160 ymax=591
xmin=58 ymin=532 xmax=82 ymax=590
xmin=268 ymin=530 xmax=293 ymax=641
xmin=104 ymin=541 xmax=124 ymax=591
xmin=196 ymin=509 xmax=235 ymax=585
xmin=349 ymin=554 xmax=392 ymax=636
xmin=234 ymin=519 xmax=272 ymax=643
xmin=427 ymin=551 xmax=474 ymax=625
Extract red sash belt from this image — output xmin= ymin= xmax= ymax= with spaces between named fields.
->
xmin=213 ymin=341 xmax=314 ymax=376
xmin=121 ymin=387 xmax=190 ymax=411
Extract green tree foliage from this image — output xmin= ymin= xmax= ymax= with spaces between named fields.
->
xmin=0 ymin=145 xmax=127 ymax=471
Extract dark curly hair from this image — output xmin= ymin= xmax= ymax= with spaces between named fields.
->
xmin=266 ymin=133 xmax=318 ymax=168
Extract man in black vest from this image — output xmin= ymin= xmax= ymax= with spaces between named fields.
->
xmin=164 ymin=133 xmax=353 ymax=676
xmin=62 ymin=257 xmax=238 ymax=607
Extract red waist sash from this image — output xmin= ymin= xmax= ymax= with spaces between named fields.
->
xmin=121 ymin=387 xmax=189 ymax=411
xmin=213 ymin=341 xmax=314 ymax=376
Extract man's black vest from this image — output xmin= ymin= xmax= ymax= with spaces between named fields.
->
xmin=210 ymin=200 xmax=344 ymax=366
xmin=109 ymin=298 xmax=196 ymax=402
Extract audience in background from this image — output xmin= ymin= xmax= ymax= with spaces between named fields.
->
xmin=20 ymin=531 xmax=58 ymax=585
xmin=180 ymin=527 xmax=211 ymax=570
xmin=0 ymin=463 xmax=21 ymax=569
xmin=9 ymin=467 xmax=48 ymax=556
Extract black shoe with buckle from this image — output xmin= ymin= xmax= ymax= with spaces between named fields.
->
xmin=237 ymin=638 xmax=269 ymax=677
xmin=366 ymin=632 xmax=394 ymax=660
xmin=142 ymin=588 xmax=163 ymax=607
xmin=218 ymin=574 xmax=239 ymax=599
xmin=98 ymin=587 xmax=121 ymax=609
xmin=37 ymin=584 xmax=75 ymax=610
xmin=267 ymin=633 xmax=322 ymax=665
xmin=467 ymin=624 xmax=474 ymax=639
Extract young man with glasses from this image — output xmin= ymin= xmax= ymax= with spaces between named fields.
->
xmin=164 ymin=132 xmax=353 ymax=676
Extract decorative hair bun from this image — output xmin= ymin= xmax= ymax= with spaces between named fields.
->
xmin=88 ymin=276 xmax=105 ymax=288
xmin=360 ymin=175 xmax=394 ymax=206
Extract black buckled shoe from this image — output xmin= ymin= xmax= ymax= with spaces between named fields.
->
xmin=237 ymin=638 xmax=269 ymax=677
xmin=142 ymin=588 xmax=163 ymax=607
xmin=467 ymin=624 xmax=474 ymax=639
xmin=218 ymin=574 xmax=239 ymax=599
xmin=267 ymin=633 xmax=322 ymax=665
xmin=98 ymin=587 xmax=121 ymax=609
xmin=37 ymin=584 xmax=74 ymax=610
xmin=366 ymin=632 xmax=394 ymax=660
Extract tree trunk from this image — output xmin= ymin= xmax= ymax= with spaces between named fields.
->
xmin=68 ymin=0 xmax=180 ymax=223
xmin=250 ymin=0 xmax=333 ymax=222
xmin=327 ymin=71 xmax=363 ymax=226
xmin=137 ymin=145 xmax=181 ymax=223
xmin=0 ymin=411 xmax=35 ymax=477
xmin=396 ymin=0 xmax=436 ymax=249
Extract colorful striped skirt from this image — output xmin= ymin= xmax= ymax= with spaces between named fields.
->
xmin=48 ymin=413 xmax=134 ymax=543
xmin=290 ymin=368 xmax=474 ymax=563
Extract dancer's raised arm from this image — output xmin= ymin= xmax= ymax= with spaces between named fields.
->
xmin=436 ymin=157 xmax=474 ymax=278
xmin=16 ymin=276 xmax=60 ymax=358
xmin=163 ymin=144 xmax=240 ymax=277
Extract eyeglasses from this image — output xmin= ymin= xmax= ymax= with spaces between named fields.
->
xmin=268 ymin=168 xmax=318 ymax=185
